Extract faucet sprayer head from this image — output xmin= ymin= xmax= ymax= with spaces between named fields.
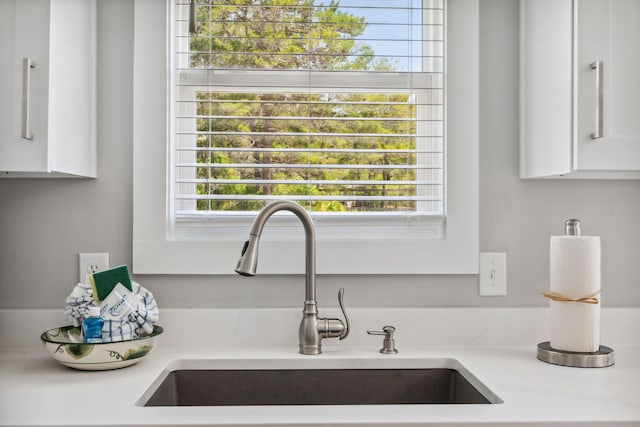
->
xmin=234 ymin=235 xmax=259 ymax=276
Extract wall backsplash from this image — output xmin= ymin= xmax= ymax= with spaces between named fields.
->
xmin=0 ymin=0 xmax=638 ymax=309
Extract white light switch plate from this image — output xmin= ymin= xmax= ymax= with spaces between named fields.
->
xmin=479 ymin=252 xmax=507 ymax=296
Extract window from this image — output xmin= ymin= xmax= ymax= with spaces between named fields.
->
xmin=133 ymin=0 xmax=478 ymax=275
xmin=174 ymin=0 xmax=444 ymax=220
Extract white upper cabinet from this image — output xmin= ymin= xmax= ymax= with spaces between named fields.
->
xmin=520 ymin=0 xmax=640 ymax=179
xmin=0 ymin=0 xmax=97 ymax=178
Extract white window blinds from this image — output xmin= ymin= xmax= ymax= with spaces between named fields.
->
xmin=173 ymin=0 xmax=445 ymax=218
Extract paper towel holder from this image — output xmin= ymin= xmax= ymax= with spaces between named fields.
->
xmin=539 ymin=218 xmax=615 ymax=368
xmin=564 ymin=218 xmax=581 ymax=236
xmin=537 ymin=342 xmax=614 ymax=368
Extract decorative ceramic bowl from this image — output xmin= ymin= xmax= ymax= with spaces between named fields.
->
xmin=41 ymin=325 xmax=163 ymax=371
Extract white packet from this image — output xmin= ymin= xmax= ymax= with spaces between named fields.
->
xmin=99 ymin=283 xmax=137 ymax=321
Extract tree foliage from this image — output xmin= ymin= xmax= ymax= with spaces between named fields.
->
xmin=189 ymin=0 xmax=417 ymax=212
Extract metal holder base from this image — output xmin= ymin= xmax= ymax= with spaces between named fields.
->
xmin=537 ymin=341 xmax=615 ymax=368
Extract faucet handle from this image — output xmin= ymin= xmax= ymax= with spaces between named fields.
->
xmin=367 ymin=325 xmax=398 ymax=354
xmin=318 ymin=288 xmax=350 ymax=341
xmin=337 ymin=288 xmax=350 ymax=340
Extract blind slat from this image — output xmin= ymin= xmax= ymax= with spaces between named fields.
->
xmin=176 ymin=178 xmax=441 ymax=186
xmin=178 ymin=115 xmax=423 ymax=122
xmin=178 ymin=131 xmax=435 ymax=138
xmin=176 ymin=70 xmax=442 ymax=89
xmin=177 ymin=194 xmax=442 ymax=202
xmin=178 ymin=99 xmax=433 ymax=106
xmin=176 ymin=163 xmax=441 ymax=170
xmin=176 ymin=148 xmax=441 ymax=154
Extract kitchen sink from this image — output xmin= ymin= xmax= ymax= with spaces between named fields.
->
xmin=140 ymin=358 xmax=501 ymax=406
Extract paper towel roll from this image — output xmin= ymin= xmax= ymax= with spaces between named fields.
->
xmin=549 ymin=235 xmax=601 ymax=352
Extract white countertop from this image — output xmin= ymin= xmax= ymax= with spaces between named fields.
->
xmin=1 ymin=308 xmax=639 ymax=426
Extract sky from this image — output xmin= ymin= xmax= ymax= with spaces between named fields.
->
xmin=325 ymin=0 xmax=430 ymax=72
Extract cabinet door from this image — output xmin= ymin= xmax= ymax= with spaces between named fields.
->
xmin=576 ymin=0 xmax=640 ymax=171
xmin=0 ymin=0 xmax=50 ymax=173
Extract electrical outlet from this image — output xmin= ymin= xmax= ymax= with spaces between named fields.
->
xmin=479 ymin=252 xmax=507 ymax=296
xmin=78 ymin=253 xmax=109 ymax=283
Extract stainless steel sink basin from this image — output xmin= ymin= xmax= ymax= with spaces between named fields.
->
xmin=140 ymin=358 xmax=501 ymax=406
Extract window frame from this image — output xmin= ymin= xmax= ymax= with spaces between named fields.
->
xmin=132 ymin=0 xmax=479 ymax=275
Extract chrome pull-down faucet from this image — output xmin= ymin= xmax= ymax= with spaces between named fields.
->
xmin=234 ymin=200 xmax=350 ymax=355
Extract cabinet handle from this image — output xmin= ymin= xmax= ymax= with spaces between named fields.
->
xmin=21 ymin=58 xmax=35 ymax=140
xmin=591 ymin=60 xmax=603 ymax=140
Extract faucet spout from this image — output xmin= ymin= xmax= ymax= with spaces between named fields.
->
xmin=234 ymin=200 xmax=316 ymax=301
xmin=234 ymin=200 xmax=348 ymax=355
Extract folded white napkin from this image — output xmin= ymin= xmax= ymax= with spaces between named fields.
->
xmin=65 ymin=281 xmax=159 ymax=342
xmin=64 ymin=282 xmax=94 ymax=326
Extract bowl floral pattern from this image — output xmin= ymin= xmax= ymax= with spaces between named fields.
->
xmin=41 ymin=325 xmax=163 ymax=370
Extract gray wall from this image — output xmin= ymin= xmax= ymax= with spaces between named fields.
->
xmin=1 ymin=0 xmax=638 ymax=309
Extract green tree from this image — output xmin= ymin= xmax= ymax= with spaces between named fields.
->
xmin=190 ymin=0 xmax=415 ymax=212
